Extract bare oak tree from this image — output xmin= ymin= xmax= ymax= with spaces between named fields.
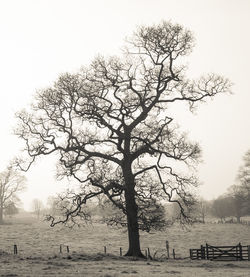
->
xmin=15 ymin=21 xmax=231 ymax=257
xmin=237 ymin=150 xmax=250 ymax=197
xmin=0 ymin=165 xmax=26 ymax=223
xmin=31 ymin=198 xmax=44 ymax=219
xmin=232 ymin=149 xmax=250 ymax=217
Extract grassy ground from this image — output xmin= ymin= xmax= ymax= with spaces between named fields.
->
xmin=0 ymin=217 xmax=250 ymax=276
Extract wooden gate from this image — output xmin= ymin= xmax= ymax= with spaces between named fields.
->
xmin=190 ymin=243 xmax=250 ymax=261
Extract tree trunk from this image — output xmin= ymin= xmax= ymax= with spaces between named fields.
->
xmin=122 ymin=131 xmax=144 ymax=258
xmin=122 ymin=159 xmax=144 ymax=258
xmin=124 ymin=187 xmax=144 ymax=257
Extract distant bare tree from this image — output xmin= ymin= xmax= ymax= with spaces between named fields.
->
xmin=227 ymin=185 xmax=248 ymax=223
xmin=235 ymin=149 xmax=250 ymax=214
xmin=15 ymin=21 xmax=231 ymax=257
xmin=31 ymin=198 xmax=44 ymax=219
xmin=0 ymin=164 xmax=26 ymax=224
xmin=211 ymin=196 xmax=232 ymax=222
xmin=4 ymin=201 xmax=19 ymax=218
xmin=46 ymin=196 xmax=59 ymax=215
xmin=194 ymin=198 xmax=212 ymax=223
xmin=237 ymin=150 xmax=250 ymax=186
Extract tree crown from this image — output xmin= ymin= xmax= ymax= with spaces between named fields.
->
xmin=15 ymin=21 xmax=231 ymax=228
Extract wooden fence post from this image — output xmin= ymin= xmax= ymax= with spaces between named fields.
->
xmin=66 ymin=246 xmax=69 ymax=253
xmin=201 ymin=245 xmax=205 ymax=259
xmin=189 ymin=249 xmax=192 ymax=259
xmin=173 ymin=249 xmax=175 ymax=259
xmin=104 ymin=246 xmax=107 ymax=254
xmin=239 ymin=243 xmax=243 ymax=261
xmin=14 ymin=244 xmax=17 ymax=255
xmin=166 ymin=240 xmax=169 ymax=258
xmin=59 ymin=244 xmax=62 ymax=253
xmin=206 ymin=243 xmax=209 ymax=260
xmin=120 ymin=247 xmax=122 ymax=256
xmin=147 ymin=247 xmax=152 ymax=259
xmin=248 ymin=245 xmax=250 ymax=261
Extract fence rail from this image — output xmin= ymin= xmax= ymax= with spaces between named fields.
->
xmin=190 ymin=243 xmax=250 ymax=261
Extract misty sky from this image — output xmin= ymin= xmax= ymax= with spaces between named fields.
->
xmin=0 ymin=0 xmax=250 ymax=210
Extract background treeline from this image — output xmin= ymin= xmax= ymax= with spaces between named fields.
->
xmin=182 ymin=149 xmax=250 ymax=224
xmin=3 ymin=148 xmax=250 ymax=228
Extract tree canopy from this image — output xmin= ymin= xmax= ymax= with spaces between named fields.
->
xmin=15 ymin=21 xmax=231 ymax=257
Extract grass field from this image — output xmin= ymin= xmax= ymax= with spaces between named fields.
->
xmin=0 ymin=216 xmax=250 ymax=276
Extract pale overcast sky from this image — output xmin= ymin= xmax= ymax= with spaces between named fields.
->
xmin=0 ymin=0 xmax=250 ymax=210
